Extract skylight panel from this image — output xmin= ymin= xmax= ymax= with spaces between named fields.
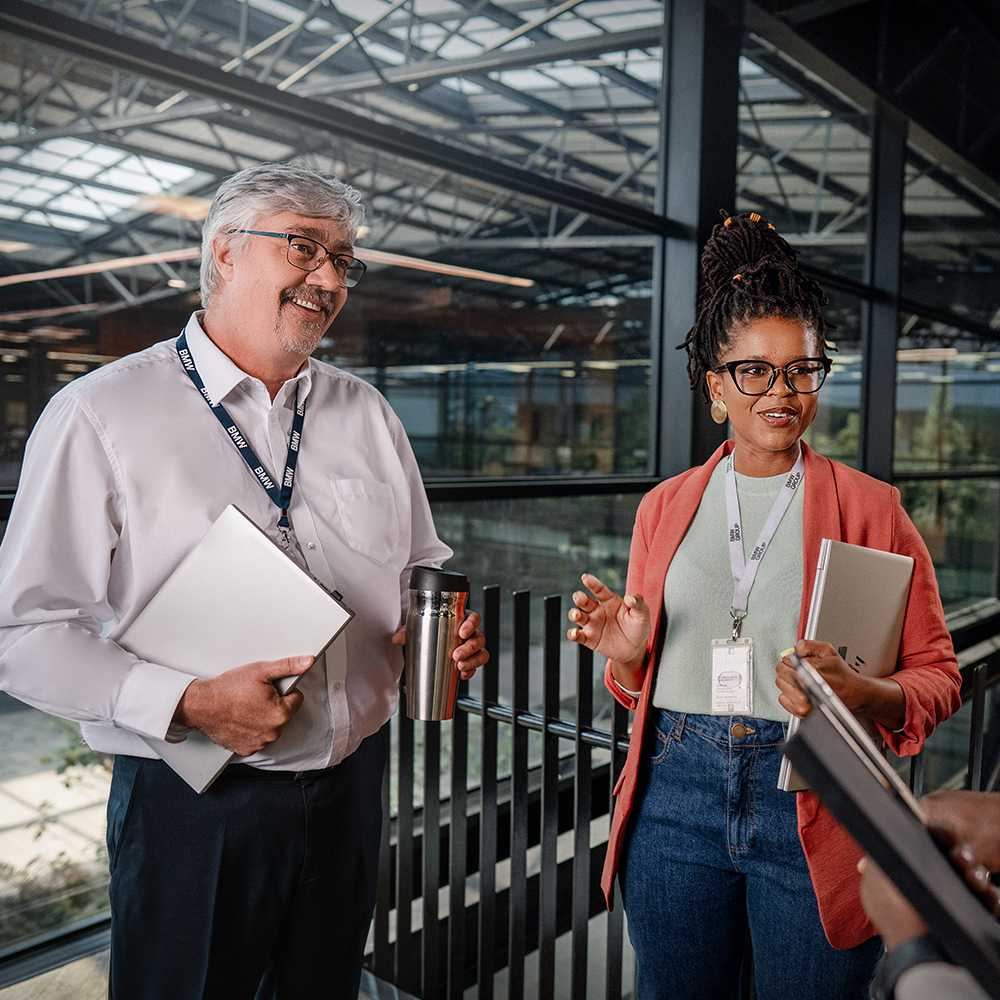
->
xmin=247 ymin=0 xmax=305 ymax=24
xmin=81 ymin=146 xmax=123 ymax=166
xmin=79 ymin=185 xmax=138 ymax=209
xmin=45 ymin=194 xmax=107 ymax=218
xmin=21 ymin=210 xmax=99 ymax=232
xmin=493 ymin=69 xmax=559 ymax=91
xmin=94 ymin=165 xmax=161 ymax=194
xmin=542 ymin=63 xmax=604 ymax=87
xmin=19 ymin=149 xmax=67 ymax=173
xmin=40 ymin=136 xmax=94 ymax=159
xmin=434 ymin=35 xmax=482 ymax=59
xmin=58 ymin=159 xmax=104 ymax=180
xmin=34 ymin=176 xmax=73 ymax=194
xmin=359 ymin=40 xmax=407 ymax=66
xmin=0 ymin=168 xmax=38 ymax=188
xmin=0 ymin=148 xmax=22 ymax=163
xmin=14 ymin=186 xmax=51 ymax=207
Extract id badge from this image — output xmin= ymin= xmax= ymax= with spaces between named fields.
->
xmin=710 ymin=638 xmax=753 ymax=715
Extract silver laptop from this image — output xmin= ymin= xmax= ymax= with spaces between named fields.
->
xmin=119 ymin=505 xmax=353 ymax=793
xmin=779 ymin=538 xmax=914 ymax=791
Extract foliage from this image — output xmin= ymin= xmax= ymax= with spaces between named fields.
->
xmin=0 ymin=851 xmax=110 ymax=952
xmin=40 ymin=719 xmax=113 ymax=786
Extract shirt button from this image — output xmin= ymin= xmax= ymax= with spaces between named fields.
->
xmin=306 ymin=542 xmax=316 ymax=550
xmin=333 ymin=681 xmax=342 ymax=692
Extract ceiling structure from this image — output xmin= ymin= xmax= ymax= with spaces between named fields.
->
xmin=0 ymin=0 xmax=997 ymax=336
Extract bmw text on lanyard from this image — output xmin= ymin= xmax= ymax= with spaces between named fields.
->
xmin=723 ymin=448 xmax=805 ymax=640
xmin=177 ymin=332 xmax=305 ymax=548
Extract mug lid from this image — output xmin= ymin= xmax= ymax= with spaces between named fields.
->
xmin=409 ymin=565 xmax=469 ymax=593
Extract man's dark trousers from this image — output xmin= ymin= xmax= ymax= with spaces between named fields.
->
xmin=106 ymin=733 xmax=386 ymax=999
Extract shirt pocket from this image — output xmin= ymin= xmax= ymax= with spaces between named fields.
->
xmin=331 ymin=478 xmax=401 ymax=564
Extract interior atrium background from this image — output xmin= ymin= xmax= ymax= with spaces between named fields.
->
xmin=0 ymin=0 xmax=998 ymax=981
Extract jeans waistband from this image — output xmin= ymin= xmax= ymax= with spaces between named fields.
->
xmin=656 ymin=709 xmax=788 ymax=747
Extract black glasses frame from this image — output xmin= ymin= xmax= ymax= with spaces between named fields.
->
xmin=712 ymin=356 xmax=832 ymax=395
xmin=228 ymin=229 xmax=367 ymax=287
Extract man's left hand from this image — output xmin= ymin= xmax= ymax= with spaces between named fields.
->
xmin=391 ymin=610 xmax=488 ymax=680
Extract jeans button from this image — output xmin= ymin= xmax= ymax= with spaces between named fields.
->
xmin=731 ymin=723 xmax=747 ymax=739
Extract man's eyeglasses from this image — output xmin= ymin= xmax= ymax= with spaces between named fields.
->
xmin=228 ymin=230 xmax=367 ymax=287
xmin=712 ymin=357 xmax=832 ymax=396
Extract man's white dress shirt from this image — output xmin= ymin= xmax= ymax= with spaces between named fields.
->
xmin=0 ymin=313 xmax=451 ymax=770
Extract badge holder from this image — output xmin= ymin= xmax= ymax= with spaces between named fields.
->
xmin=710 ymin=638 xmax=753 ymax=715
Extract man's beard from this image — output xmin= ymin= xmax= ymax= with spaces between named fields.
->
xmin=274 ymin=284 xmax=336 ymax=355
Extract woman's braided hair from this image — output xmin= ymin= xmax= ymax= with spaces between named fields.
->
xmin=680 ymin=212 xmax=831 ymax=398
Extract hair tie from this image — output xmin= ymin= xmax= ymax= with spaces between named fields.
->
xmin=732 ymin=273 xmax=742 ymax=283
xmin=723 ymin=216 xmax=733 ymax=227
xmin=749 ymin=213 xmax=761 ymax=223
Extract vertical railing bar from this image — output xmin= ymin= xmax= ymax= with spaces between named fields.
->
xmin=908 ymin=748 xmax=925 ymax=797
xmin=508 ymin=590 xmax=531 ymax=1000
xmin=572 ymin=643 xmax=594 ymax=998
xmin=396 ymin=692 xmax=418 ymax=993
xmin=479 ymin=585 xmax=501 ymax=1000
xmin=967 ymin=662 xmax=987 ymax=791
xmin=423 ymin=720 xmax=442 ymax=996
xmin=449 ymin=677 xmax=469 ymax=1000
xmin=538 ymin=596 xmax=562 ymax=998
xmin=373 ymin=719 xmax=393 ymax=977
xmin=605 ymin=699 xmax=628 ymax=1000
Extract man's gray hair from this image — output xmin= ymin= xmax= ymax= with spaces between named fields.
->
xmin=200 ymin=163 xmax=365 ymax=307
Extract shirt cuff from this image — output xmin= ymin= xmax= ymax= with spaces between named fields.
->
xmin=114 ymin=660 xmax=199 ymax=741
xmin=611 ymin=673 xmax=642 ymax=699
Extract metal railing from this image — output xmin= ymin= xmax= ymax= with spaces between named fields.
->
xmin=1 ymin=594 xmax=999 ymax=994
xmin=367 ymin=591 xmax=1000 ymax=1000
xmin=368 ymin=586 xmax=631 ymax=999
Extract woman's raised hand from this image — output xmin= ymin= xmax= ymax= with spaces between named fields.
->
xmin=567 ymin=574 xmax=651 ymax=684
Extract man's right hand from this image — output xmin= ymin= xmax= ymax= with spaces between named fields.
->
xmin=171 ymin=655 xmax=313 ymax=756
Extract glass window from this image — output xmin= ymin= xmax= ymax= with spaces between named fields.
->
xmin=319 ymin=199 xmax=654 ymax=478
xmin=901 ymin=145 xmax=1000 ymax=330
xmin=800 ymin=287 xmax=862 ymax=468
xmin=738 ymin=38 xmax=872 ymax=282
xmin=895 ymin=332 xmax=1000 ymax=474
xmin=897 ymin=477 xmax=999 ymax=611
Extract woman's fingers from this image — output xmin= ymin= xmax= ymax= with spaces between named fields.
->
xmin=580 ymin=572 xmax=618 ymax=602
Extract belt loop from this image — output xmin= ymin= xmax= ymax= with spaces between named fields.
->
xmin=673 ymin=712 xmax=686 ymax=740
xmin=294 ymin=770 xmax=305 ymax=780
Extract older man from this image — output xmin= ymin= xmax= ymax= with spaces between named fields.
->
xmin=0 ymin=163 xmax=487 ymax=999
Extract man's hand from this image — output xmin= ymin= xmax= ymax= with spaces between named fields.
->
xmin=390 ymin=610 xmax=489 ymax=681
xmin=172 ymin=655 xmax=313 ymax=756
xmin=921 ymin=791 xmax=1000 ymax=873
xmin=858 ymin=855 xmax=929 ymax=951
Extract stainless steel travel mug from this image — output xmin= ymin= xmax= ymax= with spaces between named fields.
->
xmin=404 ymin=565 xmax=469 ymax=721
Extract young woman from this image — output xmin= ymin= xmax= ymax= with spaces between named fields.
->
xmin=567 ymin=213 xmax=962 ymax=1000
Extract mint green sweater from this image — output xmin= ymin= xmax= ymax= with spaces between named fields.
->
xmin=651 ymin=460 xmax=804 ymax=721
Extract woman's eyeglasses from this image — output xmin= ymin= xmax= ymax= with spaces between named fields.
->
xmin=712 ymin=357 xmax=832 ymax=395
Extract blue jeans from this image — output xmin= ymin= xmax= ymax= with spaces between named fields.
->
xmin=620 ymin=711 xmax=881 ymax=1000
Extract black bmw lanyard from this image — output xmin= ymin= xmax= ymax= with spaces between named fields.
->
xmin=177 ymin=331 xmax=305 ymax=545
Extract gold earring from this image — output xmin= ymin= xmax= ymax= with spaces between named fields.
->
xmin=710 ymin=399 xmax=728 ymax=424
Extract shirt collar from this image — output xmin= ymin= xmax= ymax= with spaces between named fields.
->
xmin=181 ymin=312 xmax=313 ymax=407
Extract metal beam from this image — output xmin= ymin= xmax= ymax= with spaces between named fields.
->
xmin=858 ymin=111 xmax=906 ymax=483
xmin=0 ymin=0 xmax=677 ymax=236
xmin=295 ymin=24 xmax=663 ymax=98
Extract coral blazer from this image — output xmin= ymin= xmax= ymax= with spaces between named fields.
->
xmin=601 ymin=441 xmax=961 ymax=949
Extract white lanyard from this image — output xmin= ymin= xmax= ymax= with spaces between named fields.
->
xmin=722 ymin=449 xmax=804 ymax=639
